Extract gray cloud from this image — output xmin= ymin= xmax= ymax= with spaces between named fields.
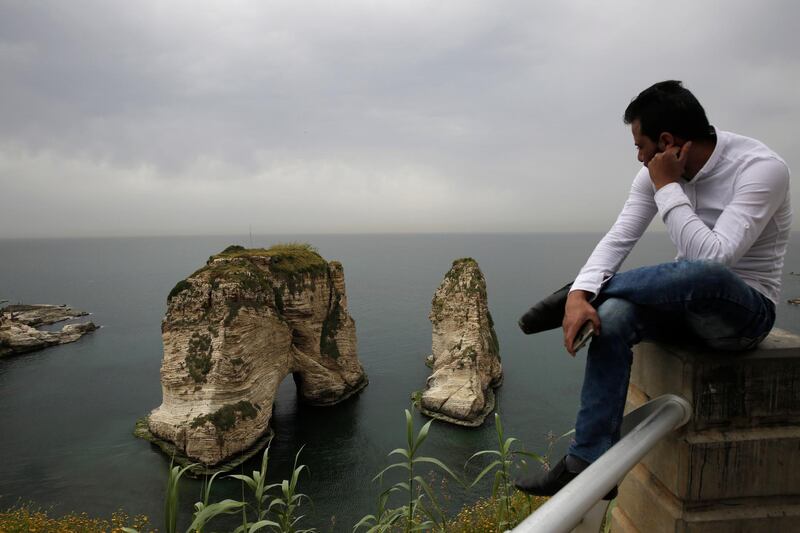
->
xmin=0 ymin=0 xmax=798 ymax=237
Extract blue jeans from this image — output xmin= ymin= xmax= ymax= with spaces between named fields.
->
xmin=567 ymin=260 xmax=775 ymax=463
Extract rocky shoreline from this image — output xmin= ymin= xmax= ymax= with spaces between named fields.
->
xmin=0 ymin=304 xmax=98 ymax=358
xmin=133 ymin=416 xmax=275 ymax=476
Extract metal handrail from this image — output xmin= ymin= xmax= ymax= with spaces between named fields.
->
xmin=510 ymin=394 xmax=692 ymax=533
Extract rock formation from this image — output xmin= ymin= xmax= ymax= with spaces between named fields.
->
xmin=419 ymin=258 xmax=502 ymax=427
xmin=140 ymin=244 xmax=367 ymax=470
xmin=0 ymin=304 xmax=98 ymax=357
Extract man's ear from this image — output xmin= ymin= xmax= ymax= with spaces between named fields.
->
xmin=658 ymin=132 xmax=675 ymax=150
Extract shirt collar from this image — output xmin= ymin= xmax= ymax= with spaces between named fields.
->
xmin=689 ymin=126 xmax=725 ymax=182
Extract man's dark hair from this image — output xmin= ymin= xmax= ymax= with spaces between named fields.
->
xmin=624 ymin=80 xmax=713 ymax=142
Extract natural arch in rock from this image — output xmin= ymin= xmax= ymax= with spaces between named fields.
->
xmin=138 ymin=244 xmax=368 ymax=470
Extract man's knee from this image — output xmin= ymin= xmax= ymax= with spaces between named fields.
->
xmin=674 ymin=259 xmax=735 ymax=287
xmin=596 ymin=297 xmax=639 ymax=342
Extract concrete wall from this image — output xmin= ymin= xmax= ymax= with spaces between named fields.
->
xmin=611 ymin=328 xmax=800 ymax=533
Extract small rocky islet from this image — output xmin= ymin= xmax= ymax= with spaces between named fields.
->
xmin=0 ymin=303 xmax=98 ymax=358
xmin=418 ymin=258 xmax=503 ymax=427
xmin=137 ymin=244 xmax=368 ymax=473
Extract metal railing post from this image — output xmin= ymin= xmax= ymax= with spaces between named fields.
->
xmin=510 ymin=394 xmax=692 ymax=533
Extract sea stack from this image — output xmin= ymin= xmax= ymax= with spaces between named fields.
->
xmin=419 ymin=258 xmax=502 ymax=427
xmin=140 ymin=244 xmax=367 ymax=470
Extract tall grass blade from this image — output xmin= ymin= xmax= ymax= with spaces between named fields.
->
xmin=185 ymin=499 xmax=245 ymax=533
xmin=165 ymin=463 xmax=198 ymax=533
xmin=412 ymin=456 xmax=463 ymax=486
xmin=372 ymin=462 xmax=410 ymax=483
xmin=413 ymin=420 xmax=432 ymax=452
xmin=246 ymin=519 xmax=282 ymax=532
xmin=469 ymin=460 xmax=503 ymax=487
xmin=465 ymin=449 xmax=501 ymax=463
xmin=405 ymin=410 xmax=414 ymax=451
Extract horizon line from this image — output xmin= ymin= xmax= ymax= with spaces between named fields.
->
xmin=0 ymin=229 xmax=683 ymax=241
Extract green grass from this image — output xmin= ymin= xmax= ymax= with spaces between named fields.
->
xmin=0 ymin=504 xmax=153 ymax=532
xmin=169 ymin=243 xmax=328 ymax=306
xmin=12 ymin=410 xmax=580 ymax=533
xmin=446 ymin=491 xmax=546 ymax=532
xmin=213 ymin=243 xmax=327 ymax=276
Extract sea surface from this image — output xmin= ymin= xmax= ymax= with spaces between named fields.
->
xmin=1 ymin=233 xmax=798 ymax=531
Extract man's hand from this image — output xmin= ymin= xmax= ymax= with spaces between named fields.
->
xmin=563 ymin=290 xmax=600 ymax=356
xmin=648 ymin=142 xmax=692 ymax=190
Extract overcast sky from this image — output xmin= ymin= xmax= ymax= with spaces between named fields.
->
xmin=0 ymin=0 xmax=797 ymax=238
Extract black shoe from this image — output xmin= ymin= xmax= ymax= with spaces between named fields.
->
xmin=518 ymin=282 xmax=573 ymax=334
xmin=514 ymin=456 xmax=617 ymax=500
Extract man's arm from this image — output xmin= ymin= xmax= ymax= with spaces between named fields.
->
xmin=652 ymin=156 xmax=790 ymax=265
xmin=657 ymin=157 xmax=790 ymax=263
xmin=564 ymin=171 xmax=657 ymax=354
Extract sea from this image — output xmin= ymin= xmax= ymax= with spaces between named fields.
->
xmin=1 ymin=233 xmax=798 ymax=531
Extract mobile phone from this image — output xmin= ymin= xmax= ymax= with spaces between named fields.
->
xmin=573 ymin=321 xmax=595 ymax=352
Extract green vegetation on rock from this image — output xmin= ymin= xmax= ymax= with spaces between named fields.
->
xmin=431 ymin=258 xmax=489 ymax=321
xmin=272 ymin=286 xmax=285 ymax=313
xmin=223 ymin=300 xmax=244 ymax=326
xmin=177 ymin=242 xmax=330 ymax=306
xmin=214 ymin=243 xmax=327 ymax=275
xmin=221 ymin=244 xmax=246 ymax=254
xmin=190 ymin=400 xmax=259 ymax=434
xmin=168 ymin=279 xmax=192 ymax=301
xmin=487 ymin=310 xmax=500 ymax=357
xmin=186 ymin=332 xmax=213 ymax=383
xmin=320 ymin=296 xmax=342 ymax=358
xmin=443 ymin=257 xmax=486 ymax=298
xmin=463 ymin=346 xmax=478 ymax=361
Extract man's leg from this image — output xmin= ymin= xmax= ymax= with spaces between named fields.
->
xmin=517 ymin=260 xmax=775 ymax=496
xmin=569 ymin=259 xmax=775 ymax=463
xmin=568 ymin=297 xmax=649 ymax=463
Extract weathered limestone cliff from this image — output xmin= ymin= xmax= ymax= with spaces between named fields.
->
xmin=419 ymin=258 xmax=502 ymax=427
xmin=141 ymin=244 xmax=367 ymax=469
xmin=0 ymin=304 xmax=98 ymax=357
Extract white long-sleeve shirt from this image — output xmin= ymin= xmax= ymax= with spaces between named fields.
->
xmin=572 ymin=128 xmax=792 ymax=305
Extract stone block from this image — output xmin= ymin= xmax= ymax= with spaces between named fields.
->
xmin=626 ymin=386 xmax=800 ymax=501
xmin=630 ymin=328 xmax=800 ymax=431
xmin=614 ymin=463 xmax=800 ymax=533
xmin=613 ymin=328 xmax=800 ymax=533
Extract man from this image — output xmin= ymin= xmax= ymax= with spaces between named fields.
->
xmin=515 ymin=80 xmax=792 ymax=498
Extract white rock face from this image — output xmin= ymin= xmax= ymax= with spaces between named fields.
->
xmin=145 ymin=245 xmax=367 ymax=467
xmin=420 ymin=258 xmax=502 ymax=427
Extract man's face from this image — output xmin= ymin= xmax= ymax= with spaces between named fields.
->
xmin=631 ymin=119 xmax=659 ymax=168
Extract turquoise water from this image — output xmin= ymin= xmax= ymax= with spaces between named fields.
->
xmin=1 ymin=233 xmax=798 ymax=530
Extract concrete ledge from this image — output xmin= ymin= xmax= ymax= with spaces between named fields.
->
xmin=626 ymin=386 xmax=800 ymax=501
xmin=617 ymin=463 xmax=800 ymax=533
xmin=614 ymin=328 xmax=800 ymax=532
xmin=631 ymin=328 xmax=800 ymax=431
